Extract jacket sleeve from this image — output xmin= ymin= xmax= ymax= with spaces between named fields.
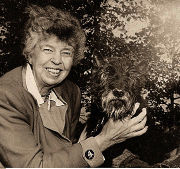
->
xmin=70 ymin=85 xmax=81 ymax=140
xmin=0 ymin=85 xmax=88 ymax=168
xmin=70 ymin=84 xmax=105 ymax=167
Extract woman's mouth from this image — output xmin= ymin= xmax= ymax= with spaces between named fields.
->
xmin=46 ymin=68 xmax=62 ymax=76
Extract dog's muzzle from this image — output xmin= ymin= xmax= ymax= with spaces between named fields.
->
xmin=102 ymin=89 xmax=135 ymax=120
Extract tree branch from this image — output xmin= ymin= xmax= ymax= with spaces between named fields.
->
xmin=174 ymin=97 xmax=180 ymax=100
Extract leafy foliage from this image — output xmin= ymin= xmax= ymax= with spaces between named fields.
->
xmin=91 ymin=0 xmax=180 ymax=164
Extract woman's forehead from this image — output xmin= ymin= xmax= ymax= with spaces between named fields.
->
xmin=38 ymin=34 xmax=74 ymax=50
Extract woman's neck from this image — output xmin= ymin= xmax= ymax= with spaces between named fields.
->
xmin=38 ymin=86 xmax=51 ymax=97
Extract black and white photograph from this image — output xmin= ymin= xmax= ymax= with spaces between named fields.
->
xmin=0 ymin=0 xmax=180 ymax=167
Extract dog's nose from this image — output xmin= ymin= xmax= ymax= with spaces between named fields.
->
xmin=113 ymin=90 xmax=124 ymax=97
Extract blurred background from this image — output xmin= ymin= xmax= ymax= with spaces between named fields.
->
xmin=0 ymin=0 xmax=180 ymax=165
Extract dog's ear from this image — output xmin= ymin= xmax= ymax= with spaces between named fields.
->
xmin=137 ymin=60 xmax=149 ymax=74
xmin=134 ymin=60 xmax=149 ymax=89
xmin=93 ymin=49 xmax=105 ymax=67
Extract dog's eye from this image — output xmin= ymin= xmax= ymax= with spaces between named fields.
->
xmin=108 ymin=84 xmax=114 ymax=90
xmin=113 ymin=90 xmax=124 ymax=97
xmin=115 ymin=75 xmax=119 ymax=79
xmin=106 ymin=66 xmax=116 ymax=76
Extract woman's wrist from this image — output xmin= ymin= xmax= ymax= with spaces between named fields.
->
xmin=94 ymin=135 xmax=110 ymax=152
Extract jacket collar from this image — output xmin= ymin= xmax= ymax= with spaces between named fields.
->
xmin=8 ymin=65 xmax=70 ymax=107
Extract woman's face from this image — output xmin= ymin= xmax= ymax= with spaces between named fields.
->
xmin=29 ymin=35 xmax=74 ymax=89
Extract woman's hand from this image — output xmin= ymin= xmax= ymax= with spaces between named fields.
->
xmin=94 ymin=103 xmax=148 ymax=152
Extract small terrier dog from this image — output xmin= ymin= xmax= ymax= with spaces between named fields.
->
xmin=86 ymin=52 xmax=148 ymax=138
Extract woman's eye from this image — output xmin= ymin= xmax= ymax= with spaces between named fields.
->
xmin=43 ymin=48 xmax=53 ymax=53
xmin=64 ymin=52 xmax=71 ymax=55
xmin=61 ymin=51 xmax=73 ymax=57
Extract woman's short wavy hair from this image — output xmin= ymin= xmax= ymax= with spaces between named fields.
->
xmin=23 ymin=5 xmax=86 ymax=65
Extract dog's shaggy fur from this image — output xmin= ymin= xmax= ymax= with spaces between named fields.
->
xmin=83 ymin=54 xmax=180 ymax=167
xmin=86 ymin=54 xmax=148 ymax=138
xmin=84 ymin=54 xmax=149 ymax=167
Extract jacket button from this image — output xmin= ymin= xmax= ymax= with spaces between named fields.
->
xmin=85 ymin=149 xmax=94 ymax=160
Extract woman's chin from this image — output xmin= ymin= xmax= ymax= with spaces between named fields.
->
xmin=43 ymin=75 xmax=67 ymax=87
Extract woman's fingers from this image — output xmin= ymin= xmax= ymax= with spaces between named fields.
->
xmin=129 ymin=108 xmax=147 ymax=126
xmin=126 ymin=126 xmax=148 ymax=138
xmin=131 ymin=102 xmax=140 ymax=116
xmin=129 ymin=115 xmax=147 ymax=132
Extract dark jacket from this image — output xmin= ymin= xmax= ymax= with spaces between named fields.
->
xmin=0 ymin=66 xmax=88 ymax=167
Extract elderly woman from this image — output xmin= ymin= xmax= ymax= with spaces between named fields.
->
xmin=0 ymin=5 xmax=148 ymax=168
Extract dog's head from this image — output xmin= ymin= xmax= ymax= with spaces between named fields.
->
xmin=92 ymin=54 xmax=148 ymax=120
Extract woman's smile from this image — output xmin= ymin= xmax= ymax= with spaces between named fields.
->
xmin=45 ymin=67 xmax=63 ymax=77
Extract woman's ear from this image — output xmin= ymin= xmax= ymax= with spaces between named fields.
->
xmin=27 ymin=55 xmax=32 ymax=64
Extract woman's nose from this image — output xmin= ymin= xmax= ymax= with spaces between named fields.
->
xmin=51 ymin=53 xmax=62 ymax=65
